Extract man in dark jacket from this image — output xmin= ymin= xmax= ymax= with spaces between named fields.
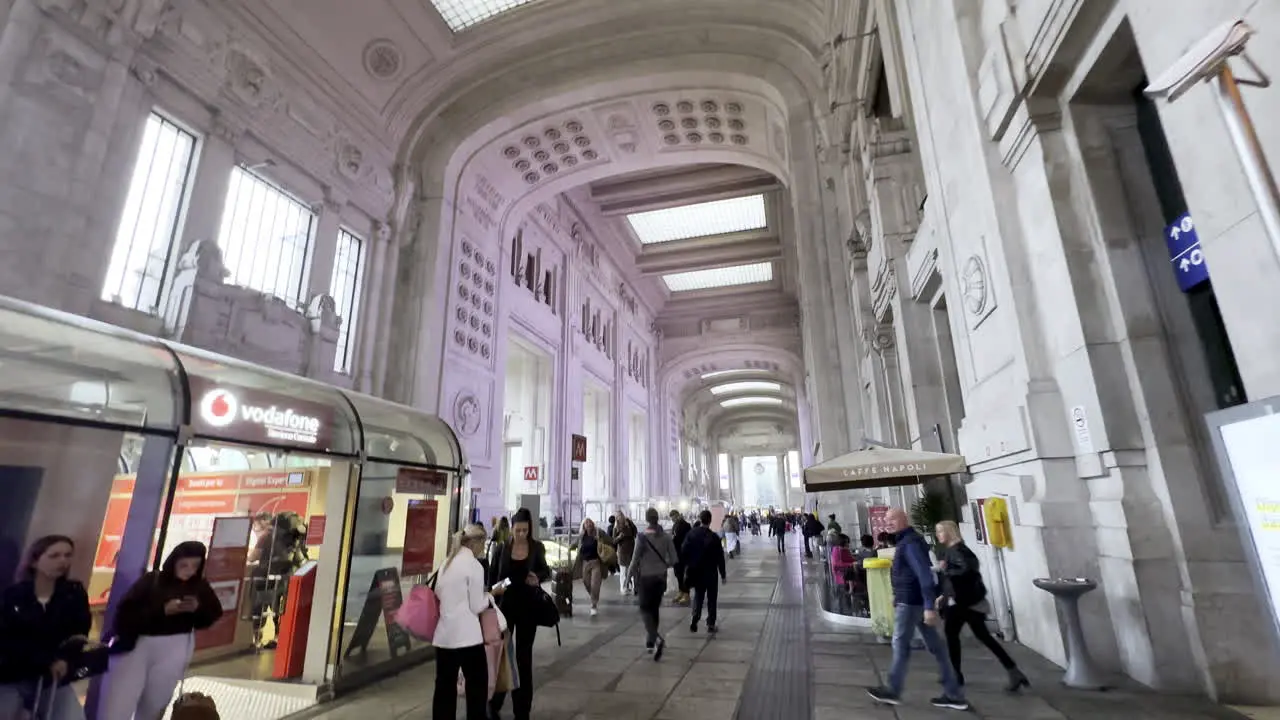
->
xmin=866 ymin=508 xmax=968 ymax=712
xmin=669 ymin=510 xmax=693 ymax=605
xmin=682 ymin=510 xmax=726 ymax=633
xmin=802 ymin=513 xmax=824 ymax=558
xmin=769 ymin=513 xmax=788 ymax=554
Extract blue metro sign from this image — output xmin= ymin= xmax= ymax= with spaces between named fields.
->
xmin=1165 ymin=212 xmax=1209 ymax=292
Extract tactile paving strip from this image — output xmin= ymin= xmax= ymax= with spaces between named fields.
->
xmin=733 ymin=548 xmax=813 ymax=719
xmin=161 ymin=676 xmax=315 ymax=720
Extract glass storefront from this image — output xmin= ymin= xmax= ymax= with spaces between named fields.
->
xmin=0 ymin=297 xmax=465 ymax=718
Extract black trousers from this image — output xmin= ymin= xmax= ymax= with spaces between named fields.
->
xmin=944 ymin=606 xmax=1016 ymax=680
xmin=776 ymin=532 xmax=786 ymax=553
xmin=691 ymin=577 xmax=719 ymax=627
xmin=803 ymin=534 xmax=814 ymax=557
xmin=490 ymin=622 xmax=537 ymax=719
xmin=434 ymin=644 xmax=488 ymax=720
xmin=637 ymin=575 xmax=666 ymax=644
xmin=674 ymin=562 xmax=689 ymax=593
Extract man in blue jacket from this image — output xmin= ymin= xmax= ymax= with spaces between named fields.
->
xmin=866 ymin=508 xmax=969 ymax=711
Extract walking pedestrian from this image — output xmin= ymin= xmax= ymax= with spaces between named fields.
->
xmin=934 ymin=521 xmax=1028 ymax=692
xmin=628 ymin=508 xmax=677 ymax=660
xmin=683 ymin=511 xmax=726 ymax=633
xmin=866 ymin=509 xmax=969 ymax=711
xmin=669 ymin=511 xmax=692 ymax=605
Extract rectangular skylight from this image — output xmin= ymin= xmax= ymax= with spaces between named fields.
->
xmin=721 ymin=397 xmax=784 ymax=408
xmin=663 ymin=262 xmax=773 ymax=292
xmin=701 ymin=369 xmax=754 ymax=380
xmin=710 ymin=381 xmax=781 ymax=395
xmin=430 ymin=0 xmax=541 ymax=32
xmin=627 ymin=194 xmax=767 ymax=245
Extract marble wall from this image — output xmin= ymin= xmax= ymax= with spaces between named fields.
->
xmin=830 ymin=0 xmax=1280 ymax=705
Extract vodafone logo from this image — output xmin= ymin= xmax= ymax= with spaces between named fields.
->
xmin=195 ymin=386 xmax=324 ymax=445
xmin=199 ymin=389 xmax=239 ymax=428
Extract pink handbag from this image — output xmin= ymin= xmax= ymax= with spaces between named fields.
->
xmin=479 ymin=606 xmax=504 ymax=644
xmin=395 ymin=580 xmax=440 ymax=642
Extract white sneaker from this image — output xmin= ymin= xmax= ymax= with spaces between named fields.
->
xmin=590 ymin=607 xmax=598 ymax=617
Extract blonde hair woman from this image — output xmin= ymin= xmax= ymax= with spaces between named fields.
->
xmin=578 ymin=518 xmax=606 ymax=616
xmin=432 ymin=523 xmax=493 ymax=720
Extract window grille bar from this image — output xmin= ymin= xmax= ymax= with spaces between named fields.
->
xmin=217 ymin=167 xmax=315 ymax=306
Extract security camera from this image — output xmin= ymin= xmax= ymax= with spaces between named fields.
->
xmin=1146 ymin=20 xmax=1254 ymax=102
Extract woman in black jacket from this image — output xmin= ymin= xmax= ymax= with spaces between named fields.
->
xmin=934 ymin=521 xmax=1028 ymax=691
xmin=487 ymin=508 xmax=551 ymax=720
xmin=0 ymin=535 xmax=91 ymax=720
xmin=102 ymin=541 xmax=223 ymax=720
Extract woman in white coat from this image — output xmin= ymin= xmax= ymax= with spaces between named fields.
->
xmin=432 ymin=523 xmax=495 ymax=720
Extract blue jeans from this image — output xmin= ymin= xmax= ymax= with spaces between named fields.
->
xmin=887 ymin=604 xmax=964 ymax=699
xmin=0 ymin=680 xmax=86 ymax=720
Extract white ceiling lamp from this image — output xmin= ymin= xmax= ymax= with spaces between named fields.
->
xmin=429 ymin=0 xmax=541 ymax=32
xmin=627 ymin=195 xmax=767 ymax=245
xmin=710 ymin=381 xmax=781 ymax=395
xmin=700 ymin=369 xmax=754 ymax=379
xmin=721 ymin=396 xmax=784 ymax=408
xmin=662 ymin=262 xmax=772 ymax=292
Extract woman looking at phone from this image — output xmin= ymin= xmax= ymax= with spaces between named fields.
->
xmin=487 ymin=508 xmax=550 ymax=720
xmin=103 ymin=541 xmax=223 ymax=720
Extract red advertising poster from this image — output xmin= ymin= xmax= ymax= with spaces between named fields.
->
xmin=173 ymin=494 xmax=238 ymax=515
xmin=239 ymin=491 xmax=310 ymax=519
xmin=869 ymin=505 xmax=892 ymax=539
xmin=196 ymin=516 xmax=252 ymax=651
xmin=395 ymin=467 xmax=447 ymax=495
xmin=401 ymin=499 xmax=439 ymax=577
xmin=305 ymin=515 xmax=326 ymax=546
xmin=94 ymin=497 xmax=132 ymax=570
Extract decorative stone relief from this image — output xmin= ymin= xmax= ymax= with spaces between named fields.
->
xmin=960 ymin=253 xmax=996 ymax=328
xmin=870 ymin=261 xmax=897 ymax=323
xmin=498 ymin=119 xmax=600 ymax=187
xmin=451 ymin=236 xmax=496 ymax=363
xmin=594 ymin=102 xmax=642 ymax=155
xmin=223 ymin=47 xmax=274 ymax=108
xmin=362 ymin=39 xmax=403 ymax=81
xmin=452 ymin=390 xmax=483 ymax=437
xmin=35 ymin=0 xmax=171 ymax=45
xmin=653 ymin=98 xmax=747 ymax=148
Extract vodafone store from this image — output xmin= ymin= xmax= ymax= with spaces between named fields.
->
xmin=0 ymin=298 xmax=468 ymax=718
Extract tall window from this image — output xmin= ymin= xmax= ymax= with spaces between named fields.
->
xmin=217 ymin=167 xmax=314 ymax=305
xmin=718 ymin=453 xmax=730 ymax=490
xmin=330 ymin=229 xmax=366 ymax=373
xmin=102 ymin=113 xmax=197 ymax=312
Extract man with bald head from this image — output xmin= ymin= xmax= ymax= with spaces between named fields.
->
xmin=866 ymin=508 xmax=969 ymax=711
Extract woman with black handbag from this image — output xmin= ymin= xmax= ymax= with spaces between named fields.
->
xmin=486 ymin=508 xmax=550 ymax=720
xmin=102 ymin=541 xmax=223 ymax=720
xmin=0 ymin=535 xmax=92 ymax=720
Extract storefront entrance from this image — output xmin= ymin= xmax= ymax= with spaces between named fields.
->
xmin=0 ymin=297 xmax=465 ymax=719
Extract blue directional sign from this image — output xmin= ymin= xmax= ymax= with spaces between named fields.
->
xmin=1165 ymin=212 xmax=1209 ymax=292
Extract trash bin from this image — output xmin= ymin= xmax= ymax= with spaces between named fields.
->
xmin=864 ymin=558 xmax=893 ymax=641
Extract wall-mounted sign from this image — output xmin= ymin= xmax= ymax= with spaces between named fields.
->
xmin=188 ymin=377 xmax=335 ymax=450
xmin=1165 ymin=212 xmax=1210 ymax=292
xmin=1070 ymin=406 xmax=1095 ymax=454
xmin=523 ymin=466 xmax=539 ymax=482
xmin=571 ymin=434 xmax=588 ymax=463
xmin=395 ymin=467 xmax=447 ymax=495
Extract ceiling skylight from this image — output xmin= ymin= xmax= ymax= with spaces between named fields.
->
xmin=721 ymin=397 xmax=784 ymax=408
xmin=710 ymin=381 xmax=781 ymax=395
xmin=662 ymin=262 xmax=773 ymax=292
xmin=430 ymin=0 xmax=541 ymax=32
xmin=627 ymin=195 xmax=767 ymax=245
xmin=701 ymin=369 xmax=753 ymax=380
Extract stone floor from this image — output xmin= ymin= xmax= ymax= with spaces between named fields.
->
xmin=302 ymin=532 xmax=1253 ymax=720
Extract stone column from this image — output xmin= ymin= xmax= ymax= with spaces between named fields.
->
xmin=305 ymin=194 xmax=344 ymax=301
xmin=177 ymin=116 xmax=239 ymax=255
xmin=354 ymin=221 xmax=390 ymax=393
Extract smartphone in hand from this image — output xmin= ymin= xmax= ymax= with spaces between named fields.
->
xmin=492 ymin=578 xmax=512 ymax=591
